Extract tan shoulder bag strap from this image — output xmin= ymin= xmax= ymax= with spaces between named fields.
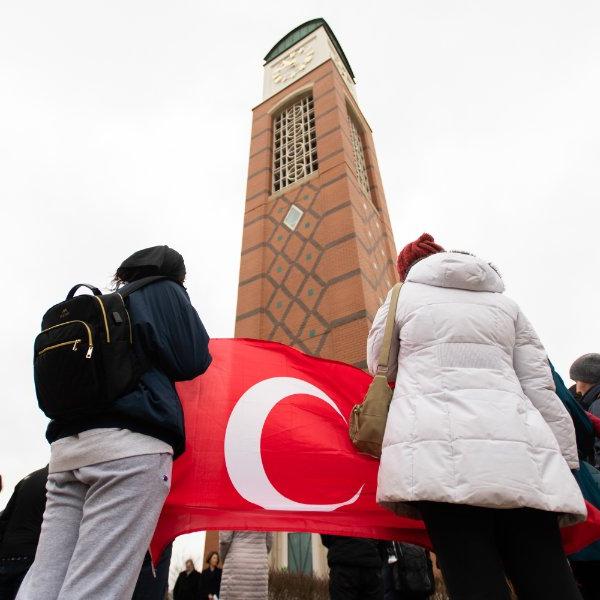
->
xmin=376 ymin=282 xmax=403 ymax=378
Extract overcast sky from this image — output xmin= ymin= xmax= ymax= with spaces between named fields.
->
xmin=1 ymin=1 xmax=599 ymax=508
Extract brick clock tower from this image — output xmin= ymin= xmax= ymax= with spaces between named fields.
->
xmin=206 ymin=18 xmax=398 ymax=575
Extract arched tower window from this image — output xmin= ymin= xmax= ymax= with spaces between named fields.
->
xmin=272 ymin=95 xmax=318 ymax=193
xmin=347 ymin=111 xmax=370 ymax=197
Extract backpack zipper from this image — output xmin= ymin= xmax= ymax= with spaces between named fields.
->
xmin=38 ymin=339 xmax=82 ymax=356
xmin=40 ymin=320 xmax=94 ymax=358
xmin=93 ymin=296 xmax=110 ymax=343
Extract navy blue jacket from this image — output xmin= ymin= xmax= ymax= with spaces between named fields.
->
xmin=46 ymin=280 xmax=211 ymax=458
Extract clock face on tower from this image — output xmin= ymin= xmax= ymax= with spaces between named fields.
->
xmin=272 ymin=43 xmax=315 ymax=84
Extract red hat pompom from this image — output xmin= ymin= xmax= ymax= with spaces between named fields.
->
xmin=396 ymin=233 xmax=444 ymax=281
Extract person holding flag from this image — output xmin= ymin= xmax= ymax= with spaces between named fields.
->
xmin=17 ymin=246 xmax=212 ymax=600
xmin=369 ymin=234 xmax=586 ymax=600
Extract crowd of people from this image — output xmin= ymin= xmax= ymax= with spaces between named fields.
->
xmin=0 ymin=237 xmax=599 ymax=599
xmin=172 ymin=554 xmax=222 ymax=600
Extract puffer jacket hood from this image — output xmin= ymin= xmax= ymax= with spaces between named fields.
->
xmin=407 ymin=252 xmax=505 ymax=293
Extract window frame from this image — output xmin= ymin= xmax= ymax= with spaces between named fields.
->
xmin=271 ymin=93 xmax=319 ymax=194
xmin=346 ymin=105 xmax=371 ymax=199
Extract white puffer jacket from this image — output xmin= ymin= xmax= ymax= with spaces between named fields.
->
xmin=367 ymin=252 xmax=586 ymax=524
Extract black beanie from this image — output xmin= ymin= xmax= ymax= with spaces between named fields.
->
xmin=570 ymin=353 xmax=600 ymax=384
xmin=117 ymin=245 xmax=186 ymax=283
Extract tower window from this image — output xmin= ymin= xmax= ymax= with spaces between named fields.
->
xmin=347 ymin=112 xmax=370 ymax=196
xmin=272 ymin=95 xmax=318 ymax=193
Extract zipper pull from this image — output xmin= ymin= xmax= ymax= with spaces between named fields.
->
xmin=72 ymin=340 xmax=80 ymax=351
xmin=86 ymin=346 xmax=94 ymax=359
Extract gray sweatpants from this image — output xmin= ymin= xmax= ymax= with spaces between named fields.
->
xmin=16 ymin=453 xmax=172 ymax=600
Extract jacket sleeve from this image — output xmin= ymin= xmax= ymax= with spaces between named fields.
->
xmin=219 ymin=530 xmax=233 ymax=563
xmin=135 ymin=282 xmax=212 ymax=382
xmin=367 ymin=288 xmax=400 ymax=379
xmin=513 ymin=310 xmax=579 ymax=469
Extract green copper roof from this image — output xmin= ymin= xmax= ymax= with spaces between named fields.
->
xmin=264 ymin=18 xmax=355 ymax=81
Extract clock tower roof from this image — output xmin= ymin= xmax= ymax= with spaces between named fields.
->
xmin=264 ymin=18 xmax=355 ymax=81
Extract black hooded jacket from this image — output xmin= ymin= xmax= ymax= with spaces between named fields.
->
xmin=0 ymin=466 xmax=48 ymax=558
xmin=173 ymin=569 xmax=201 ymax=600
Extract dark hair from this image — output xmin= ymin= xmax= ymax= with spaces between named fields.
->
xmin=206 ymin=551 xmax=220 ymax=564
xmin=112 ymin=267 xmax=186 ymax=288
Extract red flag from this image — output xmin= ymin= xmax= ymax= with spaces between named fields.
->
xmin=151 ymin=339 xmax=600 ymax=559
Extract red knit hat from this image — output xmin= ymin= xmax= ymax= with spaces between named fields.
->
xmin=396 ymin=233 xmax=444 ymax=281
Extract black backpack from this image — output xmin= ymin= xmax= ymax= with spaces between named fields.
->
xmin=34 ymin=276 xmax=169 ymax=419
xmin=392 ymin=542 xmax=435 ymax=598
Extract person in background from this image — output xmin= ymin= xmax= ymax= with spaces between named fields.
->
xmin=556 ymin=356 xmax=600 ymax=600
xmin=219 ymin=531 xmax=272 ymax=600
xmin=550 ymin=363 xmax=597 ymax=466
xmin=173 ymin=559 xmax=201 ymax=600
xmin=17 ymin=246 xmax=212 ymax=600
xmin=320 ymin=534 xmax=386 ymax=600
xmin=0 ymin=467 xmax=48 ymax=599
xmin=369 ymin=233 xmax=586 ymax=600
xmin=571 ymin=354 xmax=600 ymax=467
xmin=200 ymin=551 xmax=222 ymax=600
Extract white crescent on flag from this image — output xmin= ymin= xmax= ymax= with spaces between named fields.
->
xmin=224 ymin=376 xmax=363 ymax=511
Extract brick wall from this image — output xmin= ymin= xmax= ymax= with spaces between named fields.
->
xmin=236 ymin=59 xmax=398 ymax=368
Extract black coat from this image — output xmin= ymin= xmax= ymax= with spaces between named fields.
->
xmin=46 ymin=280 xmax=212 ymax=458
xmin=0 ymin=466 xmax=48 ymax=559
xmin=173 ymin=570 xmax=201 ymax=600
xmin=200 ymin=566 xmax=222 ymax=599
xmin=320 ymin=534 xmax=387 ymax=569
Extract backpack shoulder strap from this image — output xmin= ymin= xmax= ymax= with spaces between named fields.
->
xmin=118 ymin=276 xmax=174 ymax=299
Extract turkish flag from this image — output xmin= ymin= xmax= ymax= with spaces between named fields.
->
xmin=150 ymin=339 xmax=600 ymax=560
